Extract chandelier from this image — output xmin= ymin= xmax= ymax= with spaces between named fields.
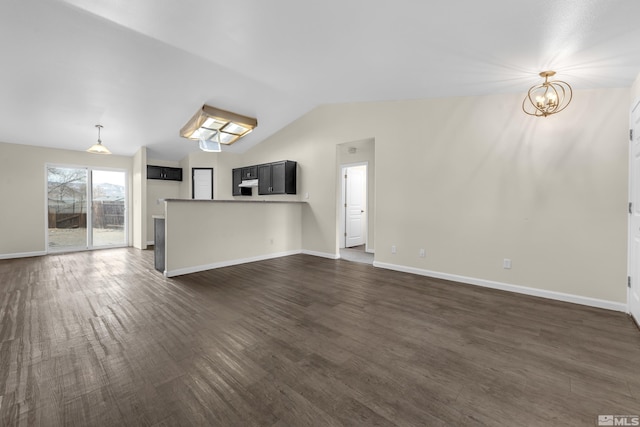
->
xmin=522 ymin=71 xmax=572 ymax=117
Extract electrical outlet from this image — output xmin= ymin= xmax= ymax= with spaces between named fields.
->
xmin=503 ymin=258 xmax=512 ymax=269
xmin=391 ymin=245 xmax=397 ymax=254
xmin=419 ymin=248 xmax=426 ymax=258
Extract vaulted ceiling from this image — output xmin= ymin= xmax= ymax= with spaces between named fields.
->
xmin=1 ymin=0 xmax=639 ymax=160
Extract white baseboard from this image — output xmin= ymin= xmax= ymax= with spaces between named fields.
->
xmin=165 ymin=250 xmax=302 ymax=277
xmin=373 ymin=261 xmax=627 ymax=313
xmin=302 ymin=249 xmax=340 ymax=260
xmin=0 ymin=250 xmax=47 ymax=260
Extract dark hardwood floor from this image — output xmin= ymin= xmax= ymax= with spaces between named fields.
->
xmin=1 ymin=248 xmax=640 ymax=426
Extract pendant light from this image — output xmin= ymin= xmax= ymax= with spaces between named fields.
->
xmin=87 ymin=124 xmax=111 ymax=154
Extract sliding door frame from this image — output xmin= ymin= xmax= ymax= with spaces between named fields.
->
xmin=45 ymin=163 xmax=128 ymax=253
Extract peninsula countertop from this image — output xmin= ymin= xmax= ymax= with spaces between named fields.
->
xmin=161 ymin=199 xmax=306 ymax=204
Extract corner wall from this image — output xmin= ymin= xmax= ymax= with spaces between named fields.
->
xmin=146 ymin=158 xmax=181 ymax=244
xmin=132 ymin=147 xmax=147 ymax=249
xmin=178 ymin=150 xmax=229 ymax=200
xmin=229 ymin=87 xmax=629 ymax=306
xmin=0 ymin=141 xmax=133 ymax=257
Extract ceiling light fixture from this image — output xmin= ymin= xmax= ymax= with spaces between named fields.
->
xmin=198 ymin=131 xmax=222 ymax=153
xmin=180 ymin=105 xmax=257 ymax=150
xmin=86 ymin=124 xmax=111 ymax=154
xmin=522 ymin=71 xmax=572 ymax=117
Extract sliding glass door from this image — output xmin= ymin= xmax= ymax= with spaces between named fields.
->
xmin=47 ymin=166 xmax=88 ymax=250
xmin=47 ymin=165 xmax=127 ymax=251
xmin=91 ymin=170 xmax=126 ymax=247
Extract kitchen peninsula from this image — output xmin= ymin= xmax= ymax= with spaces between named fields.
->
xmin=155 ymin=199 xmax=304 ymax=277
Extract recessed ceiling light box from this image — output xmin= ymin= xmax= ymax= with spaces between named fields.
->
xmin=180 ymin=105 xmax=258 ymax=152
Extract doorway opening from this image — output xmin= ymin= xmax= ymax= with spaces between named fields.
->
xmin=628 ymin=97 xmax=640 ymax=324
xmin=192 ymin=167 xmax=213 ymax=200
xmin=46 ymin=165 xmax=127 ymax=252
xmin=336 ymin=139 xmax=375 ymax=263
xmin=339 ymin=162 xmax=373 ymax=264
xmin=341 ymin=163 xmax=367 ymax=248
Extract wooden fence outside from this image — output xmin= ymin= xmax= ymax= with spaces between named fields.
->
xmin=48 ymin=200 xmax=124 ymax=229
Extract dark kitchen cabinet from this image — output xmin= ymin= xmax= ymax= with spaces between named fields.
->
xmin=154 ymin=217 xmax=165 ymax=273
xmin=258 ymin=161 xmax=296 ymax=195
xmin=147 ymin=165 xmax=183 ymax=181
xmin=232 ymin=168 xmax=252 ymax=196
xmin=241 ymin=166 xmax=258 ymax=180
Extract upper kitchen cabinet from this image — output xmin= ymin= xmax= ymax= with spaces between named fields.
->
xmin=232 ymin=168 xmax=252 ymax=196
xmin=147 ymin=165 xmax=183 ymax=181
xmin=258 ymin=161 xmax=297 ymax=195
xmin=241 ymin=166 xmax=258 ymax=180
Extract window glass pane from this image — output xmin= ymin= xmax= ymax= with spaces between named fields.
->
xmin=202 ymin=118 xmax=225 ymax=130
xmin=92 ymin=170 xmax=126 ymax=247
xmin=222 ymin=122 xmax=250 ymax=135
xmin=219 ymin=132 xmax=238 ymax=144
xmin=47 ymin=166 xmax=88 ymax=250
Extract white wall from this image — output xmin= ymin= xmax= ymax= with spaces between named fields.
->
xmin=164 ymin=200 xmax=302 ymax=276
xmin=177 ymin=151 xmax=221 ymax=200
xmin=0 ymin=141 xmax=133 ymax=257
xmin=132 ymin=146 xmax=146 ymax=249
xmin=633 ymin=73 xmax=640 ymax=102
xmin=218 ymin=88 xmax=629 ymax=306
xmin=177 ymin=150 xmax=255 ymax=203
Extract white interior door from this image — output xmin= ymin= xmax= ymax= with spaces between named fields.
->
xmin=345 ymin=165 xmax=367 ymax=248
xmin=192 ymin=168 xmax=213 ymax=200
xmin=629 ymin=98 xmax=640 ymax=323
